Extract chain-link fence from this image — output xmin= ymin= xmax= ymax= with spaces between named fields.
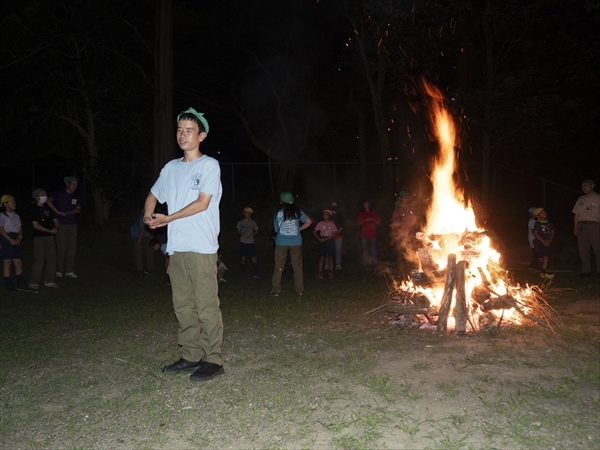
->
xmin=2 ymin=161 xmax=583 ymax=238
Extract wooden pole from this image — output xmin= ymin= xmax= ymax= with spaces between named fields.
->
xmin=437 ymin=254 xmax=457 ymax=332
xmin=454 ymin=260 xmax=467 ymax=334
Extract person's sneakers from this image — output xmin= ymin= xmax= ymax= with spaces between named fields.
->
xmin=328 ymin=271 xmax=334 ymax=279
xmin=65 ymin=272 xmax=78 ymax=279
xmin=55 ymin=272 xmax=63 ymax=278
xmin=16 ymin=284 xmax=34 ymax=292
xmin=253 ymin=274 xmax=262 ymax=279
xmin=270 ymin=291 xmax=279 ymax=297
xmin=335 ymin=265 xmax=342 ymax=271
xmin=161 ymin=358 xmax=202 ymax=373
xmin=540 ymin=272 xmax=554 ymax=279
xmin=144 ymin=270 xmax=155 ymax=276
xmin=28 ymin=283 xmax=40 ymax=290
xmin=315 ymin=272 xmax=323 ymax=279
xmin=218 ymin=277 xmax=226 ymax=282
xmin=579 ymin=273 xmax=591 ymax=277
xmin=44 ymin=282 xmax=59 ymax=288
xmin=189 ymin=361 xmax=224 ymax=382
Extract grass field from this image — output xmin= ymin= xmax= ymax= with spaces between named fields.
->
xmin=1 ymin=223 xmax=599 ymax=449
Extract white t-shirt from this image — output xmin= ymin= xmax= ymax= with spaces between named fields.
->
xmin=0 ymin=211 xmax=21 ymax=233
xmin=151 ymin=155 xmax=222 ymax=254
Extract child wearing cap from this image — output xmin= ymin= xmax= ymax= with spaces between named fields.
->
xmin=0 ymin=195 xmax=33 ymax=292
xmin=313 ymin=210 xmax=338 ymax=279
xmin=271 ymin=191 xmax=313 ymax=296
xmin=236 ymin=207 xmax=261 ymax=279
xmin=29 ymin=189 xmax=60 ymax=289
xmin=47 ymin=175 xmax=81 ymax=279
xmin=532 ymin=207 xmax=555 ymax=279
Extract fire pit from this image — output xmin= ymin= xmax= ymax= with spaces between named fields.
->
xmin=376 ymin=80 xmax=561 ymax=334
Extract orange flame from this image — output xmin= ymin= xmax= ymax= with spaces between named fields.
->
xmin=395 ymin=79 xmax=529 ymax=330
xmin=423 ymin=81 xmax=478 ymax=236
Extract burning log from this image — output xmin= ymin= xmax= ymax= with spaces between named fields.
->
xmin=479 ymin=296 xmax=515 ymax=312
xmin=454 ymin=260 xmax=468 ymax=334
xmin=414 ymin=294 xmax=431 ymax=309
xmin=471 ymin=286 xmax=491 ymax=304
xmin=437 ymin=254 xmax=457 ymax=332
xmin=459 ymin=230 xmax=488 ymax=246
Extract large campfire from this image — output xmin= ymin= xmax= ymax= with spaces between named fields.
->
xmin=378 ymin=80 xmax=561 ymax=333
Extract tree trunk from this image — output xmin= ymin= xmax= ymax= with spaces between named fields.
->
xmin=153 ymin=0 xmax=174 ymax=177
xmin=353 ymin=24 xmax=393 ymax=193
xmin=351 ymin=94 xmax=368 ymax=195
xmin=370 ymin=68 xmax=393 ymax=193
xmin=481 ymin=3 xmax=495 ymax=202
xmin=276 ymin=156 xmax=297 ymax=194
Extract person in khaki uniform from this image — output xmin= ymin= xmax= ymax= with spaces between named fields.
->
xmin=144 ymin=107 xmax=224 ymax=382
xmin=572 ymin=179 xmax=600 ymax=277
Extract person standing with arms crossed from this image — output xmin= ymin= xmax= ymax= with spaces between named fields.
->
xmin=572 ymin=179 xmax=600 ymax=277
xmin=144 ymin=107 xmax=224 ymax=382
xmin=47 ymin=176 xmax=81 ymax=279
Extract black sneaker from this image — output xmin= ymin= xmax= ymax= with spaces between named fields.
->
xmin=189 ymin=361 xmax=224 ymax=382
xmin=16 ymin=284 xmax=35 ymax=293
xmin=161 ymin=357 xmax=202 ymax=373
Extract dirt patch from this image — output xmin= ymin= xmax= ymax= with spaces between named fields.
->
xmin=557 ymin=299 xmax=600 ymax=320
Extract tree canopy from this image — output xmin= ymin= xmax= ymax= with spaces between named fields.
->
xmin=1 ymin=0 xmax=598 ymax=220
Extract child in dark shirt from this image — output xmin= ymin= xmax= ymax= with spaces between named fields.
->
xmin=532 ymin=208 xmax=555 ymax=279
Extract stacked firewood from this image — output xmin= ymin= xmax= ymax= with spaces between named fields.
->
xmin=378 ymin=253 xmax=562 ymax=333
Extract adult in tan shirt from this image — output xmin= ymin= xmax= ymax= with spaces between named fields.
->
xmin=572 ymin=179 xmax=600 ymax=277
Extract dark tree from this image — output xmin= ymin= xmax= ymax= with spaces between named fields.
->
xmin=0 ymin=0 xmax=154 ymax=224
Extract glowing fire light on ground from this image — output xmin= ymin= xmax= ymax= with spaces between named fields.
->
xmin=393 ymin=79 xmax=551 ymax=332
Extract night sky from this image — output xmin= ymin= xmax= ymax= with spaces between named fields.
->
xmin=1 ymin=0 xmax=599 ymax=216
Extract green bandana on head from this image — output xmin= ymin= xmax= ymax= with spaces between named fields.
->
xmin=64 ymin=176 xmax=78 ymax=184
xmin=32 ymin=188 xmax=43 ymax=198
xmin=177 ymin=107 xmax=209 ymax=136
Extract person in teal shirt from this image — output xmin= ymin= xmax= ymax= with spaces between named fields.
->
xmin=270 ymin=191 xmax=312 ymax=296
